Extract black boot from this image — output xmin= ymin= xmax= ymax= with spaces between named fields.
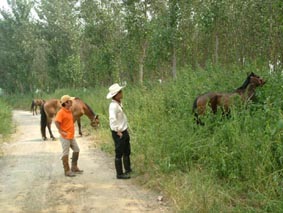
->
xmin=123 ymin=155 xmax=132 ymax=174
xmin=115 ymin=158 xmax=130 ymax=179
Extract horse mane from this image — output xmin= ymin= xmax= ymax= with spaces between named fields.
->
xmin=235 ymin=72 xmax=254 ymax=91
xmin=74 ymin=97 xmax=96 ymax=116
xmin=85 ymin=103 xmax=96 ymax=116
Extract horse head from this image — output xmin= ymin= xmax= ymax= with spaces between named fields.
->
xmin=249 ymin=72 xmax=266 ymax=87
xmin=90 ymin=115 xmax=99 ymax=128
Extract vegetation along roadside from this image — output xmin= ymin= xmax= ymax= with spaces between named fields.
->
xmin=2 ymin=67 xmax=283 ymax=212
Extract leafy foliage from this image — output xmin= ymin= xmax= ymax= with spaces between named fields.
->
xmin=0 ymin=0 xmax=282 ymax=93
xmin=0 ymin=98 xmax=12 ymax=141
xmin=1 ymin=0 xmax=283 ymax=211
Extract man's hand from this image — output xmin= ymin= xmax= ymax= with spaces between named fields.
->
xmin=59 ymin=130 xmax=67 ymax=137
xmin=117 ymin=131 xmax=123 ymax=138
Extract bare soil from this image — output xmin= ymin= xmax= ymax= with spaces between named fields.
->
xmin=0 ymin=110 xmax=173 ymax=213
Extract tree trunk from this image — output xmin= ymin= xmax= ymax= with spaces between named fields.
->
xmin=214 ymin=34 xmax=219 ymax=64
xmin=139 ymin=40 xmax=148 ymax=84
xmin=172 ymin=45 xmax=177 ymax=79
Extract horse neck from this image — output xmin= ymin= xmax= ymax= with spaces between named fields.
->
xmin=82 ymin=104 xmax=96 ymax=120
xmin=235 ymin=83 xmax=257 ymax=101
xmin=56 ymin=100 xmax=61 ymax=110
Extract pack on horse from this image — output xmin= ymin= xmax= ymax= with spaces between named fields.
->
xmin=40 ymin=98 xmax=99 ymax=140
xmin=192 ymin=72 xmax=266 ymax=125
xmin=31 ymin=99 xmax=45 ymax=115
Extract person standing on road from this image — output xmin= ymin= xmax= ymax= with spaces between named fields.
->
xmin=55 ymin=95 xmax=84 ymax=177
xmin=107 ymin=83 xmax=132 ymax=179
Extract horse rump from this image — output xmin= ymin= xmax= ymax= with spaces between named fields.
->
xmin=192 ymin=92 xmax=220 ymax=125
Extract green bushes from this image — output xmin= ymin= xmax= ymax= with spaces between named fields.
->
xmin=2 ymin=66 xmax=283 ymax=211
xmin=0 ymin=98 xmax=12 ymax=142
xmin=119 ymin=67 xmax=283 ymax=211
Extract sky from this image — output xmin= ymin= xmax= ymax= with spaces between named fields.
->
xmin=0 ymin=0 xmax=9 ymax=9
xmin=0 ymin=0 xmax=10 ymax=12
xmin=0 ymin=0 xmax=10 ymax=19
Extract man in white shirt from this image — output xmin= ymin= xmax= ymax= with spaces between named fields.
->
xmin=107 ymin=83 xmax=132 ymax=179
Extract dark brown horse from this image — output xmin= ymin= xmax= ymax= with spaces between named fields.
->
xmin=40 ymin=98 xmax=99 ymax=140
xmin=192 ymin=72 xmax=266 ymax=125
xmin=31 ymin=99 xmax=45 ymax=115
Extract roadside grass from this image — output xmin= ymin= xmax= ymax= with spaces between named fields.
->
xmin=2 ymin=66 xmax=283 ymax=212
xmin=0 ymin=98 xmax=13 ymax=148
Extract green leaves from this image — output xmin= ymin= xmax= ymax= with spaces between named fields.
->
xmin=0 ymin=0 xmax=282 ymax=94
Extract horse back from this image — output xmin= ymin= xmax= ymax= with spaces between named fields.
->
xmin=71 ymin=99 xmax=85 ymax=119
xmin=43 ymin=99 xmax=61 ymax=119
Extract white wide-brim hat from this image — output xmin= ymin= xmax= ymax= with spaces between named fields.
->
xmin=106 ymin=83 xmax=125 ymax=99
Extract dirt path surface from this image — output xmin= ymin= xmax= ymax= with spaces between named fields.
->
xmin=0 ymin=110 xmax=172 ymax=213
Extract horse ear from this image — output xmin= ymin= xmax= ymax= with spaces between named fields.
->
xmin=247 ymin=72 xmax=254 ymax=77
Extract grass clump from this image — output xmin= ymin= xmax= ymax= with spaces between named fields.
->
xmin=115 ymin=67 xmax=283 ymax=212
xmin=0 ymin=98 xmax=13 ymax=143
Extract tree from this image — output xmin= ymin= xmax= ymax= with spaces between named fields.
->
xmin=35 ymin=0 xmax=81 ymax=89
xmin=0 ymin=0 xmax=37 ymax=93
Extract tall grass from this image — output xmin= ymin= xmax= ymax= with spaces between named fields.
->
xmin=0 ymin=98 xmax=13 ymax=143
xmin=119 ymin=67 xmax=283 ymax=211
xmin=3 ymin=66 xmax=283 ymax=211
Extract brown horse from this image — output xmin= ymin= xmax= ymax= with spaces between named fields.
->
xmin=31 ymin=99 xmax=45 ymax=115
xmin=40 ymin=98 xmax=99 ymax=140
xmin=192 ymin=72 xmax=266 ymax=125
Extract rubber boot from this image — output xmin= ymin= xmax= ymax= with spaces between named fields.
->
xmin=123 ymin=155 xmax=132 ymax=175
xmin=62 ymin=155 xmax=76 ymax=177
xmin=71 ymin=152 xmax=84 ymax=174
xmin=115 ymin=158 xmax=130 ymax=179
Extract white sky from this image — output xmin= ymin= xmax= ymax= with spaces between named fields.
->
xmin=0 ymin=1 xmax=11 ymax=19
xmin=0 ymin=0 xmax=9 ymax=9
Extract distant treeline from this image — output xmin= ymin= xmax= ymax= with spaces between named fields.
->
xmin=0 ymin=0 xmax=282 ymax=93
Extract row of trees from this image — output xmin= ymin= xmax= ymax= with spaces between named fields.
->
xmin=0 ymin=0 xmax=282 ymax=93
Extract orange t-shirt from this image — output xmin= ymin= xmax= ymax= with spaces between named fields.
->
xmin=55 ymin=107 xmax=74 ymax=139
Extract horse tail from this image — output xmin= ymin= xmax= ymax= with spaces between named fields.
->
xmin=192 ymin=96 xmax=204 ymax=126
xmin=31 ymin=100 xmax=35 ymax=112
xmin=192 ymin=97 xmax=198 ymax=113
xmin=192 ymin=97 xmax=199 ymax=122
xmin=40 ymin=103 xmax=47 ymax=137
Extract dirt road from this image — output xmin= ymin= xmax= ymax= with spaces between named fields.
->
xmin=0 ymin=110 xmax=172 ymax=213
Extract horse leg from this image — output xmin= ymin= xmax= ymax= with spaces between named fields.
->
xmin=222 ymin=105 xmax=231 ymax=118
xmin=41 ymin=124 xmax=47 ymax=140
xmin=77 ymin=118 xmax=82 ymax=136
xmin=210 ymin=95 xmax=218 ymax=114
xmin=47 ymin=122 xmax=56 ymax=140
xmin=31 ymin=101 xmax=35 ymax=115
xmin=194 ymin=113 xmax=204 ymax=126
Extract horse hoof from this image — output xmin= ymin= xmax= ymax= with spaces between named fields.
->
xmin=51 ymin=137 xmax=56 ymax=141
xmin=42 ymin=137 xmax=47 ymax=141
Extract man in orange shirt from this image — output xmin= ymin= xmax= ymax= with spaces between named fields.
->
xmin=55 ymin=95 xmax=83 ymax=177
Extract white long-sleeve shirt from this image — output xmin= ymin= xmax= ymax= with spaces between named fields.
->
xmin=109 ymin=100 xmax=128 ymax=132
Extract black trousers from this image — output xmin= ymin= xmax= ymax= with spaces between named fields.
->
xmin=111 ymin=129 xmax=131 ymax=159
